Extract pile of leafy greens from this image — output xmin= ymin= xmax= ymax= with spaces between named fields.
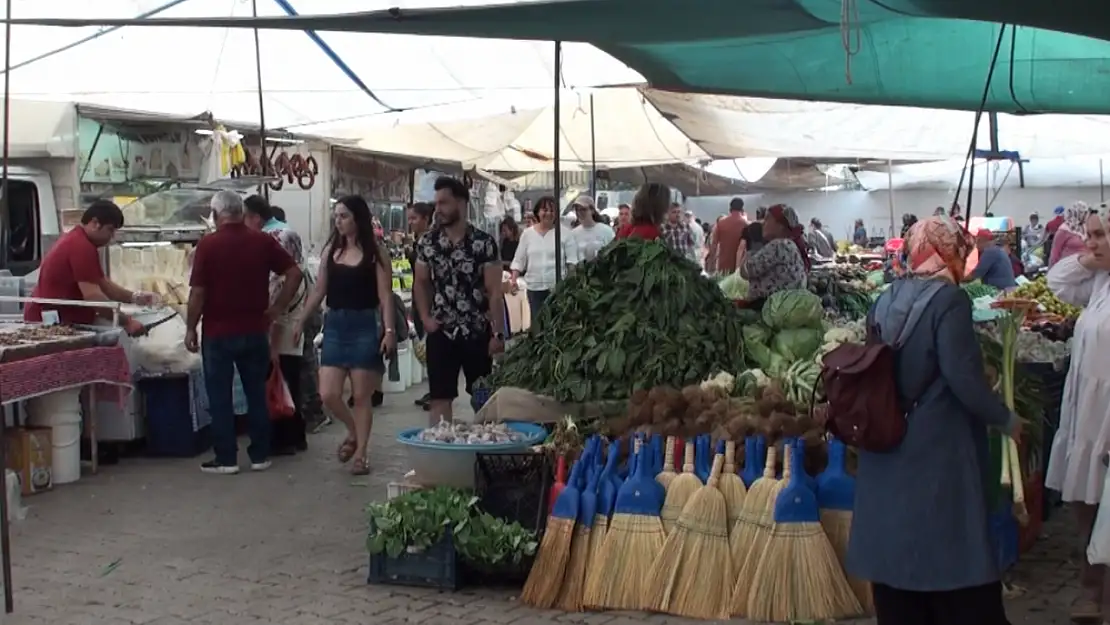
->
xmin=489 ymin=238 xmax=746 ymax=402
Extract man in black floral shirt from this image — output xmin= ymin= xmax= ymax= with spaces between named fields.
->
xmin=415 ymin=177 xmax=506 ymax=424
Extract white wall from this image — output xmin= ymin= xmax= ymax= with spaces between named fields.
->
xmin=685 ymin=187 xmax=1108 ymax=242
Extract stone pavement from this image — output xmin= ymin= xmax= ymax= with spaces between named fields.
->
xmin=0 ymin=383 xmax=1087 ymax=624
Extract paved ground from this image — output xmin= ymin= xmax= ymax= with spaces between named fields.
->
xmin=0 ymin=383 xmax=1088 ymax=624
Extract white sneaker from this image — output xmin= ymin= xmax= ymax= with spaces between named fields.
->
xmin=250 ymin=461 xmax=272 ymax=472
xmin=200 ymin=461 xmax=239 ymax=475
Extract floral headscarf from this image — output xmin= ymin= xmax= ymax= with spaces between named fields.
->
xmin=904 ymin=216 xmax=973 ymax=282
xmin=1062 ymin=201 xmax=1090 ymax=236
xmin=767 ymin=204 xmax=811 ymax=271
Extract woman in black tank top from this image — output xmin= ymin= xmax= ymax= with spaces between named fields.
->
xmin=294 ymin=195 xmax=395 ymax=475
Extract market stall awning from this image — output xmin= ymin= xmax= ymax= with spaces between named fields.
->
xmin=643 ymin=89 xmax=1110 ymax=161
xmin=333 ymin=87 xmax=707 ymax=171
xmin=15 ymin=0 xmax=1110 ymax=114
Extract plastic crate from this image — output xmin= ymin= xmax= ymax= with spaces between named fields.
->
xmin=139 ymin=376 xmax=211 ymax=458
xmin=474 ymin=452 xmax=551 ymax=534
xmin=367 ymin=529 xmax=458 ymax=591
xmin=460 ymin=554 xmax=534 ymax=588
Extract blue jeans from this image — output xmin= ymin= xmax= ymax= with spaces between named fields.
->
xmin=203 ymin=333 xmax=271 ymax=465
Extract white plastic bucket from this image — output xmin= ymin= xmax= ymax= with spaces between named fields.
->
xmin=399 ymin=346 xmax=413 ymax=389
xmin=410 ymin=351 xmax=424 ymax=384
xmin=25 ymin=389 xmax=83 ymax=484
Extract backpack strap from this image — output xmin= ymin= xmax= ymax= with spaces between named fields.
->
xmin=892 ymin=281 xmax=947 ymax=348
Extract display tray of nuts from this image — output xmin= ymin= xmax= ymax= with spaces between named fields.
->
xmin=0 ymin=324 xmax=99 ymax=362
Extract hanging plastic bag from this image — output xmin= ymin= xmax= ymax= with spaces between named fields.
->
xmin=266 ymin=362 xmax=295 ymax=420
xmin=1087 ymin=466 xmax=1110 ymax=565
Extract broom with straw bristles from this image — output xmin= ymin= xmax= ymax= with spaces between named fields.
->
xmin=584 ymin=438 xmax=620 ymax=596
xmin=661 ymin=440 xmax=700 ymax=535
xmin=718 ymin=440 xmax=747 ymax=533
xmin=645 ymin=454 xmax=733 ymax=620
xmin=656 ymin=435 xmax=678 ymax=490
xmin=556 ymin=438 xmax=600 ymax=611
xmin=522 ymin=451 xmax=588 ymax=608
xmin=729 ymin=440 xmax=786 ymax=617
xmin=817 ymin=437 xmax=873 ymax=614
xmin=748 ymin=439 xmax=863 ymax=622
xmin=583 ymin=434 xmax=666 ymax=611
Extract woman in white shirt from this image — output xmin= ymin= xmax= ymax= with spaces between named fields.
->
xmin=571 ymin=194 xmax=615 ymax=262
xmin=511 ymin=196 xmax=579 ymax=314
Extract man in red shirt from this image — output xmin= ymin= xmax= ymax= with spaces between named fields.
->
xmin=25 ymin=200 xmax=152 ymax=334
xmin=185 ymin=191 xmax=303 ymax=475
xmin=709 ymin=197 xmax=749 ymax=274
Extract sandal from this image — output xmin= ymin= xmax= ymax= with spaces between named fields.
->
xmin=337 ymin=439 xmax=356 ymax=463
xmin=350 ymin=457 xmax=370 ymax=476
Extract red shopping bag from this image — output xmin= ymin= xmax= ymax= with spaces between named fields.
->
xmin=267 ymin=361 xmax=295 ymax=420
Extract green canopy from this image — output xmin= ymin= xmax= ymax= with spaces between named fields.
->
xmin=16 ymin=0 xmax=1110 ymax=113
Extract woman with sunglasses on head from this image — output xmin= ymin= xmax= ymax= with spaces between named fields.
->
xmin=570 ymin=194 xmax=614 ymax=261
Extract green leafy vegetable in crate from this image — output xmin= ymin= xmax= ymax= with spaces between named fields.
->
xmin=488 ymin=238 xmax=746 ymax=402
xmin=366 ymin=486 xmax=538 ymax=565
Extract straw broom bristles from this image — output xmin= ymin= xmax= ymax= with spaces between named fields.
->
xmin=661 ymin=441 xmax=700 ymax=535
xmin=522 ymin=516 xmax=575 ymax=608
xmin=522 ymin=455 xmax=588 ymax=608
xmin=582 ymin=513 xmax=608 ymax=596
xmin=656 ymin=435 xmax=678 ymax=490
xmin=555 ymin=523 xmax=591 ymax=611
xmin=748 ymin=519 xmax=863 ymax=621
xmin=821 ymin=509 xmax=874 ymax=614
xmin=729 ymin=443 xmax=786 ymax=617
xmin=584 ymin=440 xmax=620 ymax=599
xmin=719 ymin=441 xmax=747 ymax=533
xmin=645 ymin=454 xmax=733 ymax=620
xmin=583 ymin=437 xmax=666 ymax=612
xmin=747 ymin=440 xmax=862 ymax=623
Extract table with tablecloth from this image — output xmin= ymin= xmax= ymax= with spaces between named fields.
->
xmin=0 ymin=346 xmax=132 ymax=473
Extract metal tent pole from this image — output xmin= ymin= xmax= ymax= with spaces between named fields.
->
xmin=251 ymin=0 xmax=269 ymax=199
xmin=887 ymin=160 xmax=895 ymax=236
xmin=553 ymin=41 xmax=562 ymax=283
xmin=0 ymin=0 xmax=14 ymax=613
xmin=588 ymin=93 xmax=596 ymax=198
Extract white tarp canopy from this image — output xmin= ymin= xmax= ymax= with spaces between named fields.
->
xmin=643 ymin=89 xmax=1110 ymax=161
xmin=2 ymin=0 xmax=640 ymax=129
xmin=322 ymin=87 xmax=708 ymax=171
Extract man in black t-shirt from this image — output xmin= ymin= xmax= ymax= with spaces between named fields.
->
xmin=742 ymin=206 xmax=767 ymax=255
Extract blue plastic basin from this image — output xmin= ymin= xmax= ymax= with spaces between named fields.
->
xmin=396 ymin=422 xmax=548 ymax=489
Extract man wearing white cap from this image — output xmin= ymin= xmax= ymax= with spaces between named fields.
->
xmin=570 ymin=194 xmax=615 ymax=262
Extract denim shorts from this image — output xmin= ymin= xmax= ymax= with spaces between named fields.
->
xmin=320 ymin=308 xmax=384 ymax=372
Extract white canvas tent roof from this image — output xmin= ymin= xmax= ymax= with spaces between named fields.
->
xmin=2 ymin=0 xmax=641 ymax=129
xmin=326 ymin=87 xmax=708 ymax=171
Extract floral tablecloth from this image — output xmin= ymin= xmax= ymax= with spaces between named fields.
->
xmin=0 ymin=346 xmax=132 ymax=404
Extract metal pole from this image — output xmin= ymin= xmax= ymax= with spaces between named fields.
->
xmin=887 ymin=160 xmax=895 ymax=237
xmin=250 ymin=0 xmax=269 ymax=199
xmin=0 ymin=0 xmax=14 ymax=612
xmin=553 ymin=41 xmax=562 ymax=283
xmin=588 ymin=93 xmax=596 ymax=198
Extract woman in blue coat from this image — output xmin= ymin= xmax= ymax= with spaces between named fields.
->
xmin=846 ymin=216 xmax=1022 ymax=625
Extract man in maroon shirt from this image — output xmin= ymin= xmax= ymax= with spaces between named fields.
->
xmin=185 ymin=191 xmax=303 ymax=475
xmin=24 ymin=201 xmax=153 ymax=334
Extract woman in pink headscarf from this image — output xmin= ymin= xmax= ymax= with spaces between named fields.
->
xmin=1049 ymin=201 xmax=1092 ymax=268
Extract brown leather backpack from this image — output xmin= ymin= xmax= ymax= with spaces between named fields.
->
xmin=821 ymin=280 xmax=945 ymax=452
